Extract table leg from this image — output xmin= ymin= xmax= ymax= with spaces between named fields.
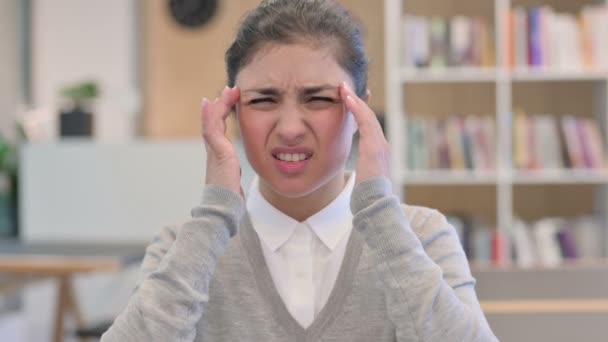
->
xmin=53 ymin=275 xmax=87 ymax=342
xmin=53 ymin=275 xmax=68 ymax=342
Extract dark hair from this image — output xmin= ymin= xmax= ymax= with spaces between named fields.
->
xmin=225 ymin=0 xmax=368 ymax=97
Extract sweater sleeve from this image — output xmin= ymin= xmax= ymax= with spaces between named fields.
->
xmin=350 ymin=177 xmax=497 ymax=342
xmin=101 ymin=185 xmax=245 ymax=342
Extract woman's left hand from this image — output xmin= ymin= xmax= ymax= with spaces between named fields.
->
xmin=339 ymin=82 xmax=391 ymax=187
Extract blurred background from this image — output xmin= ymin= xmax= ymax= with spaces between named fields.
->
xmin=0 ymin=0 xmax=607 ymax=341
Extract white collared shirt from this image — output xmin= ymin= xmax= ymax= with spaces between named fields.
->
xmin=246 ymin=173 xmax=355 ymax=328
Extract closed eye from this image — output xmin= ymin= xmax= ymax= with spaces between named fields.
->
xmin=250 ymin=97 xmax=276 ymax=104
xmin=309 ymin=96 xmax=338 ymax=103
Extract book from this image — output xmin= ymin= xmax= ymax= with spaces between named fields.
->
xmin=403 ymin=15 xmax=430 ymax=67
xmin=513 ymin=7 xmax=529 ymax=68
xmin=535 ymin=114 xmax=563 ymax=169
xmin=561 ymin=116 xmax=585 ymax=168
xmin=513 ymin=110 xmax=529 ymax=169
xmin=581 ymin=118 xmax=605 ymax=168
xmin=556 ymin=224 xmax=578 ymax=260
xmin=449 ymin=16 xmax=470 ymax=66
xmin=528 ymin=7 xmax=543 ymax=67
xmin=429 ymin=17 xmax=448 ymax=68
xmin=460 ymin=116 xmax=474 ymax=169
xmin=446 ymin=117 xmax=466 ymax=169
xmin=471 ymin=228 xmax=492 ymax=264
xmin=510 ymin=219 xmax=537 ymax=268
xmin=532 ymin=218 xmax=564 ymax=267
xmin=491 ymin=230 xmax=510 ymax=266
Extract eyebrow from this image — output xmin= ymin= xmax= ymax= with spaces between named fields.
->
xmin=241 ymin=85 xmax=338 ymax=96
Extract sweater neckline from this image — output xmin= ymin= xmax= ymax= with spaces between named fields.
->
xmin=240 ymin=213 xmax=363 ymax=341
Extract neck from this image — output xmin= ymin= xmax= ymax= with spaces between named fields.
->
xmin=259 ymin=172 xmax=347 ymax=222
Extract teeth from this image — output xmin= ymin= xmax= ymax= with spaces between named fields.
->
xmin=276 ymin=153 xmax=309 ymax=162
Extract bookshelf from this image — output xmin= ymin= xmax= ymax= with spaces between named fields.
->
xmin=384 ymin=0 xmax=608 ymax=268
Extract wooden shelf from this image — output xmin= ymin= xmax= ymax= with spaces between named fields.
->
xmin=480 ymin=299 xmax=608 ymax=314
xmin=512 ymin=168 xmax=608 ymax=184
xmin=400 ymin=67 xmax=608 ymax=83
xmin=470 ymin=258 xmax=608 ymax=272
xmin=400 ymin=67 xmax=497 ymax=83
xmin=510 ymin=68 xmax=608 ymax=82
xmin=403 ymin=170 xmax=498 ymax=185
xmin=401 ymin=168 xmax=608 ymax=185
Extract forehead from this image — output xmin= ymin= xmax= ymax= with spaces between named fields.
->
xmin=235 ymin=43 xmax=351 ymax=89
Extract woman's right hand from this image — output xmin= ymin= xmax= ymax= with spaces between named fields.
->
xmin=201 ymin=86 xmax=243 ymax=196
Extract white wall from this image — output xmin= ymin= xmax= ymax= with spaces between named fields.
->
xmin=20 ymin=140 xmax=258 ymax=243
xmin=0 ymin=0 xmax=21 ymax=140
xmin=20 ymin=141 xmax=207 ymax=243
xmin=31 ymin=0 xmax=139 ymax=142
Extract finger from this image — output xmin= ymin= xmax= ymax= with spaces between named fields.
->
xmin=205 ymin=86 xmax=239 ymax=131
xmin=216 ymin=86 xmax=240 ymax=120
xmin=339 ymin=82 xmax=380 ymax=137
xmin=201 ymin=97 xmax=229 ymax=153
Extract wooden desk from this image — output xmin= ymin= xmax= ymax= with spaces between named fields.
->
xmin=0 ymin=241 xmax=145 ymax=342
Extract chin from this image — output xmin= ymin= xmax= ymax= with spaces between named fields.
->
xmin=266 ymin=178 xmax=321 ymax=199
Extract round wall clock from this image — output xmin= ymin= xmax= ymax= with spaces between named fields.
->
xmin=168 ymin=0 xmax=218 ymax=28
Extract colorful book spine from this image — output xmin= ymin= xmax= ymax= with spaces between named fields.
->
xmin=528 ymin=7 xmax=543 ymax=67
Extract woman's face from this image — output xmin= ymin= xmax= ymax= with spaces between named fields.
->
xmin=235 ymin=42 xmax=357 ymax=199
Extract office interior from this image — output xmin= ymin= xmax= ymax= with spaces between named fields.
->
xmin=0 ymin=0 xmax=607 ymax=341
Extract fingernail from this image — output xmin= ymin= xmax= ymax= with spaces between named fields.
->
xmin=342 ymin=81 xmax=349 ymax=90
xmin=201 ymin=97 xmax=208 ymax=107
xmin=346 ymin=95 xmax=355 ymax=103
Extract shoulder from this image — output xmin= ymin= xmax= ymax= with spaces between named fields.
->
xmin=401 ymin=203 xmax=448 ymax=230
xmin=400 ymin=203 xmax=473 ymax=283
xmin=149 ymin=220 xmax=243 ymax=255
xmin=400 ymin=204 xmax=458 ymax=245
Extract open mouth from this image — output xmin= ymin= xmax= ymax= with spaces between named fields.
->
xmin=272 ymin=152 xmax=313 ymax=162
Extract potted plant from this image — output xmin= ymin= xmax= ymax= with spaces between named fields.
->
xmin=59 ymin=80 xmax=100 ymax=137
xmin=0 ymin=134 xmax=18 ymax=237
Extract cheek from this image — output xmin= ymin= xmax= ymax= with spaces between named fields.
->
xmin=237 ymin=110 xmax=261 ymax=152
xmin=316 ymin=109 xmax=354 ymax=149
xmin=238 ymin=109 xmax=262 ymax=138
xmin=238 ymin=109 xmax=276 ymax=161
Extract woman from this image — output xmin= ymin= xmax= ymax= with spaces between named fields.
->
xmin=102 ymin=0 xmax=496 ymax=341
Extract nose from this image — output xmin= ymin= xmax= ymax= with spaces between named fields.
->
xmin=275 ymin=106 xmax=307 ymax=145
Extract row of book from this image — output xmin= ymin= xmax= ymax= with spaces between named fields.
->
xmin=514 ymin=112 xmax=606 ymax=170
xmin=402 ymin=15 xmax=494 ymax=68
xmin=506 ymin=5 xmax=608 ymax=70
xmin=407 ymin=115 xmax=497 ymax=171
xmin=407 ymin=116 xmax=496 ymax=170
xmin=448 ymin=214 xmax=605 ymax=267
xmin=509 ymin=217 xmax=604 ymax=267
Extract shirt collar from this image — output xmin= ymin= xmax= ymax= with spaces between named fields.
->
xmin=247 ymin=177 xmax=299 ymax=252
xmin=305 ymin=172 xmax=354 ymax=250
xmin=246 ymin=172 xmax=355 ymax=252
